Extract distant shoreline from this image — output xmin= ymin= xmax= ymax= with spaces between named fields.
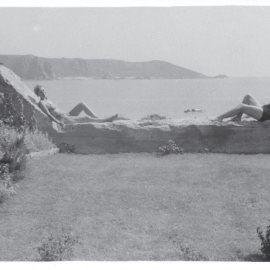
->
xmin=0 ymin=54 xmax=210 ymax=80
xmin=22 ymin=76 xmax=230 ymax=82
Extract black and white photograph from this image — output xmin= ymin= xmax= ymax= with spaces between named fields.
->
xmin=0 ymin=0 xmax=270 ymax=267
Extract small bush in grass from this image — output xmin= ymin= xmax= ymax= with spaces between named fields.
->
xmin=0 ymin=125 xmax=28 ymax=202
xmin=0 ymin=124 xmax=25 ymax=156
xmin=24 ymin=129 xmax=55 ymax=153
xmin=37 ymin=233 xmax=79 ymax=261
xmin=58 ymin=142 xmax=75 ymax=154
xmin=157 ymin=140 xmax=184 ymax=156
xmin=12 ymin=153 xmax=27 ymax=182
xmin=177 ymin=244 xmax=209 ymax=261
xmin=257 ymin=221 xmax=270 ymax=261
xmin=0 ymin=125 xmax=28 ymax=180
xmin=172 ymin=239 xmax=208 ymax=261
xmin=0 ymin=163 xmax=16 ymax=203
xmin=0 ymin=92 xmax=41 ymax=203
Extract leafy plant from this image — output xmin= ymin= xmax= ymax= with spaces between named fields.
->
xmin=37 ymin=233 xmax=79 ymax=261
xmin=0 ymin=125 xmax=28 ymax=202
xmin=0 ymin=91 xmax=36 ymax=131
xmin=157 ymin=140 xmax=184 ymax=156
xmin=24 ymin=129 xmax=55 ymax=153
xmin=0 ymin=163 xmax=16 ymax=203
xmin=0 ymin=91 xmax=43 ymax=203
xmin=0 ymin=128 xmax=28 ymax=176
xmin=58 ymin=142 xmax=76 ymax=154
xmin=171 ymin=238 xmax=208 ymax=261
xmin=177 ymin=244 xmax=209 ymax=261
xmin=257 ymin=221 xmax=270 ymax=261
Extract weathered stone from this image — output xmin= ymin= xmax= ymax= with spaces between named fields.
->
xmin=53 ymin=119 xmax=270 ymax=154
xmin=0 ymin=65 xmax=59 ymax=134
xmin=1 ymin=64 xmax=270 ymax=155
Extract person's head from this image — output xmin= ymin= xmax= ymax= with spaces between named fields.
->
xmin=34 ymin=85 xmax=46 ymax=100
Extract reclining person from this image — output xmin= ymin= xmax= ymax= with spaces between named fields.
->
xmin=34 ymin=85 xmax=118 ymax=126
xmin=210 ymin=93 xmax=270 ymax=122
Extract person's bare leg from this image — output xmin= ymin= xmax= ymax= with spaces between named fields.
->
xmin=231 ymin=94 xmax=262 ymax=121
xmin=96 ymin=114 xmax=118 ymax=122
xmin=213 ymin=104 xmax=263 ymax=122
xmin=68 ymin=102 xmax=99 ymax=118
xmin=84 ymin=114 xmax=118 ymax=122
xmin=64 ymin=114 xmax=118 ymax=124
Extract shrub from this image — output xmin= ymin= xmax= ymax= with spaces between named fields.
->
xmin=157 ymin=140 xmax=184 ymax=156
xmin=0 ymin=92 xmax=39 ymax=203
xmin=0 ymin=124 xmax=28 ymax=202
xmin=24 ymin=129 xmax=55 ymax=153
xmin=257 ymin=221 xmax=270 ymax=261
xmin=0 ymin=163 xmax=16 ymax=203
xmin=12 ymin=152 xmax=27 ymax=182
xmin=177 ymin=244 xmax=208 ymax=261
xmin=37 ymin=233 xmax=79 ymax=261
xmin=0 ymin=124 xmax=24 ymax=154
xmin=0 ymin=125 xmax=28 ymax=178
xmin=0 ymin=91 xmax=36 ymax=131
xmin=58 ymin=142 xmax=75 ymax=154
xmin=171 ymin=239 xmax=208 ymax=261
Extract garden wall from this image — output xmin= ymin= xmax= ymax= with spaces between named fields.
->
xmin=52 ymin=119 xmax=270 ymax=154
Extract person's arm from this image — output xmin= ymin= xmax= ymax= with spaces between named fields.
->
xmin=38 ymin=101 xmax=63 ymax=125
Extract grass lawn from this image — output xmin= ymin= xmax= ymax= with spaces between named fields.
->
xmin=0 ymin=153 xmax=270 ymax=261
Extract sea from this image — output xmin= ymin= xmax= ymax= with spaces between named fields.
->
xmin=24 ymin=78 xmax=270 ymax=120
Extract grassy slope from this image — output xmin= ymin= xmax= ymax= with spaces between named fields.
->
xmin=0 ymin=153 xmax=270 ymax=261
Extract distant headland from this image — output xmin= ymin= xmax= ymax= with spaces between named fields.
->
xmin=0 ymin=54 xmax=227 ymax=80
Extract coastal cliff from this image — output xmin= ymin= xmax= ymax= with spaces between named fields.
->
xmin=0 ymin=55 xmax=208 ymax=80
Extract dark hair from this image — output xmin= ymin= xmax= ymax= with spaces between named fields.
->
xmin=34 ymin=85 xmax=44 ymax=96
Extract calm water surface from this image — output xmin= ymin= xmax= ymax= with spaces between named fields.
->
xmin=25 ymin=78 xmax=270 ymax=120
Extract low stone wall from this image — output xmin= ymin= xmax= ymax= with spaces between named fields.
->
xmin=54 ymin=118 xmax=270 ymax=154
xmin=1 ymin=64 xmax=270 ymax=155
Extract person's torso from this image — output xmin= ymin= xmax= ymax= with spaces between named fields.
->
xmin=42 ymin=99 xmax=65 ymax=119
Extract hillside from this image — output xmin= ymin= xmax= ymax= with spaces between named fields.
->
xmin=0 ymin=55 xmax=208 ymax=80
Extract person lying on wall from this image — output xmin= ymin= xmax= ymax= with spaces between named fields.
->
xmin=34 ymin=85 xmax=118 ymax=127
xmin=209 ymin=93 xmax=270 ymax=122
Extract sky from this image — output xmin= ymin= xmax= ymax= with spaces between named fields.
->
xmin=1 ymin=4 xmax=270 ymax=77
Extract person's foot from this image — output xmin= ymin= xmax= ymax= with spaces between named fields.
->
xmin=116 ymin=116 xmax=130 ymax=120
xmin=208 ymin=116 xmax=223 ymax=122
xmin=231 ymin=116 xmax=242 ymax=122
xmin=104 ymin=114 xmax=118 ymax=122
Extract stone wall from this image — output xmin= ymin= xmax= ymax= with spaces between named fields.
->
xmin=53 ymin=119 xmax=270 ymax=154
xmin=1 ymin=64 xmax=270 ymax=155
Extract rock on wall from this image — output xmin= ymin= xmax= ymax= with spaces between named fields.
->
xmin=0 ymin=64 xmax=58 ymax=135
